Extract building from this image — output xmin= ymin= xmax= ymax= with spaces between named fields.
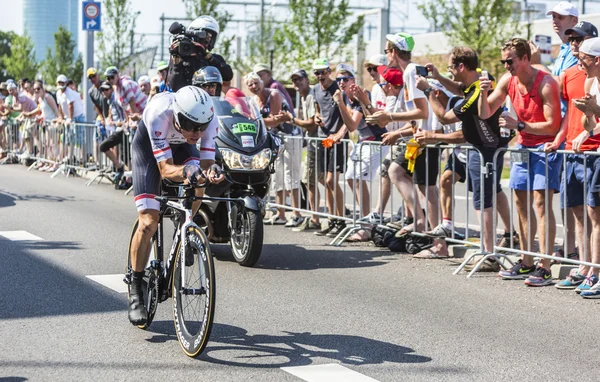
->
xmin=23 ymin=0 xmax=79 ymax=63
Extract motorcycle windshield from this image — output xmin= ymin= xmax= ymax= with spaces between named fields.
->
xmin=211 ymin=96 xmax=267 ymax=153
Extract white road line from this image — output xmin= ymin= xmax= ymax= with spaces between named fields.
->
xmin=0 ymin=230 xmax=44 ymax=241
xmin=281 ymin=364 xmax=379 ymax=382
xmin=86 ymin=274 xmax=128 ymax=293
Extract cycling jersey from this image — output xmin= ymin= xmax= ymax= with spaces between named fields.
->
xmin=141 ymin=92 xmax=218 ymax=163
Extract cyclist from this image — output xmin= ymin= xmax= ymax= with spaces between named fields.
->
xmin=128 ymin=85 xmax=224 ymax=325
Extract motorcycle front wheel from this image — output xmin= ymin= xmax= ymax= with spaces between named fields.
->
xmin=230 ymin=208 xmax=263 ymax=267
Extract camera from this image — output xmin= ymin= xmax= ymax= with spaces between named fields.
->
xmin=169 ymin=22 xmax=207 ymax=57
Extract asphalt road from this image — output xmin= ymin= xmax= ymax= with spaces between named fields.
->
xmin=1 ymin=164 xmax=598 ymax=382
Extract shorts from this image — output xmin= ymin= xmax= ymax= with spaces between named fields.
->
xmin=379 ymin=144 xmax=404 ymax=178
xmin=22 ymin=119 xmax=37 ymax=140
xmin=562 ymin=153 xmax=600 ymax=208
xmin=444 ymin=151 xmax=467 ymax=183
xmin=302 ymin=149 xmax=324 ymax=186
xmin=469 ymin=148 xmax=504 ymax=210
xmin=509 ymin=143 xmax=563 ymax=191
xmin=345 ymin=141 xmax=389 ymax=181
xmin=99 ymin=130 xmax=124 ymax=153
xmin=132 ymin=121 xmax=200 ymax=212
xmin=272 ymin=136 xmax=302 ymax=192
xmin=316 ymin=141 xmax=347 ymax=174
xmin=413 ymin=146 xmax=440 ymax=186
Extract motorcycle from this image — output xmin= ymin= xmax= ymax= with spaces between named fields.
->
xmin=194 ymin=96 xmax=281 ymax=267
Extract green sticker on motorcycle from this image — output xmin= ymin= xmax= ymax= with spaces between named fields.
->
xmin=232 ymin=123 xmax=256 ymax=134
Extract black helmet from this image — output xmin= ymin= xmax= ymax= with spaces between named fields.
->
xmin=192 ymin=66 xmax=223 ymax=95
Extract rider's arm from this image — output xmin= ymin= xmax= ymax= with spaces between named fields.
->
xmin=157 ymin=159 xmax=188 ymax=182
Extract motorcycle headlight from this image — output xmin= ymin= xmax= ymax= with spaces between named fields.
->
xmin=220 ymin=148 xmax=272 ymax=170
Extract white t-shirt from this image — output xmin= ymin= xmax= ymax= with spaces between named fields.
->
xmin=57 ymin=87 xmax=84 ymax=118
xmin=403 ymin=63 xmax=434 ymax=131
xmin=371 ymin=84 xmax=386 ymax=111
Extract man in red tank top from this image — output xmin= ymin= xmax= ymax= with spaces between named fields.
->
xmin=554 ymin=22 xmax=600 ymax=292
xmin=479 ymin=38 xmax=562 ymax=287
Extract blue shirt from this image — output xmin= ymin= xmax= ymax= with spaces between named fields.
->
xmin=553 ymin=43 xmax=578 ymax=115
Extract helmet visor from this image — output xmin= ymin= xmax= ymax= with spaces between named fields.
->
xmin=176 ymin=112 xmax=210 ymax=132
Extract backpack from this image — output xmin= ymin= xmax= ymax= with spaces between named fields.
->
xmin=405 ymin=235 xmax=434 ymax=254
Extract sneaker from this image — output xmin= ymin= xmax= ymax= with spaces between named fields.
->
xmin=326 ymin=220 xmax=347 ymax=237
xmin=498 ymin=259 xmax=536 ymax=280
xmin=555 ymin=269 xmax=586 ymax=290
xmin=575 ymin=275 xmax=599 ymax=294
xmin=359 ymin=212 xmax=383 ymax=224
xmin=314 ymin=221 xmax=334 ymax=236
xmin=464 ymin=258 xmax=500 ymax=272
xmin=580 ymin=280 xmax=600 ymax=299
xmin=292 ymin=218 xmax=320 ymax=232
xmin=496 ymin=232 xmax=520 ymax=250
xmin=427 ymin=224 xmax=452 ymax=238
xmin=285 ymin=216 xmax=305 ymax=228
xmin=524 ymin=267 xmax=553 ymax=287
xmin=264 ymin=215 xmax=287 ymax=225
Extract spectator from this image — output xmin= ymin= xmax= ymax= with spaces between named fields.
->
xmin=245 ymin=72 xmax=304 ymax=227
xmin=253 ymin=63 xmax=295 ymax=114
xmin=138 ymin=75 xmax=151 ymax=96
xmin=56 ymin=74 xmax=85 ymax=163
xmin=104 ymin=66 xmax=147 ymax=120
xmin=87 ymin=67 xmax=111 ymax=165
xmin=0 ymin=82 xmax=8 ymax=156
xmin=98 ymin=80 xmax=127 ymax=186
xmin=28 ymin=80 xmax=60 ymax=171
xmin=20 ymin=78 xmax=34 ymax=100
xmin=156 ymin=61 xmax=172 ymax=93
xmin=7 ymin=81 xmax=38 ymax=158
xmin=570 ymin=37 xmax=600 ymax=297
xmin=363 ymin=54 xmax=388 ymax=111
xmin=311 ymin=58 xmax=349 ymax=237
xmin=479 ymin=38 xmax=562 ymax=286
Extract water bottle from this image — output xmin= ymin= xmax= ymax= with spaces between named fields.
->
xmin=500 ymin=107 xmax=510 ymax=138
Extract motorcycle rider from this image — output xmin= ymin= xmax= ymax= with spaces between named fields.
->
xmin=167 ymin=16 xmax=233 ymax=92
xmin=192 ymin=66 xmax=223 ymax=96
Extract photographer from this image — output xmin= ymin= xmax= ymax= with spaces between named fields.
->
xmin=167 ymin=16 xmax=233 ymax=92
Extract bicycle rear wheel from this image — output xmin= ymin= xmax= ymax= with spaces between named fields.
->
xmin=172 ymin=226 xmax=216 ymax=357
xmin=126 ymin=218 xmax=159 ymax=329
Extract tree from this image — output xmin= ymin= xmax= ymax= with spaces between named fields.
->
xmin=97 ymin=0 xmax=143 ymax=69
xmin=182 ymin=0 xmax=234 ymax=58
xmin=419 ymin=0 xmax=519 ymax=75
xmin=2 ymin=34 xmax=38 ymax=81
xmin=0 ymin=30 xmax=18 ymax=81
xmin=40 ymin=25 xmax=84 ymax=86
xmin=281 ymin=0 xmax=364 ymax=75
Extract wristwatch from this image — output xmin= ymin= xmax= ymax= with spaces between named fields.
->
xmin=517 ymin=121 xmax=526 ymax=132
xmin=366 ymin=104 xmax=374 ymax=109
xmin=423 ymin=88 xmax=434 ymax=97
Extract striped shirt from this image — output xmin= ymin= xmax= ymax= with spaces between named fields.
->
xmin=115 ymin=75 xmax=147 ymax=114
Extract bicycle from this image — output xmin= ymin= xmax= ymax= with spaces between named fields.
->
xmin=124 ymin=179 xmax=244 ymax=357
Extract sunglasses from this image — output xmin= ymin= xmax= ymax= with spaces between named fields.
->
xmin=101 ymin=88 xmax=111 ymax=92
xmin=568 ymin=36 xmax=585 ymax=43
xmin=33 ymin=87 xmax=42 ymax=92
xmin=378 ymin=82 xmax=389 ymax=87
xmin=384 ymin=49 xmax=392 ymax=54
xmin=313 ymin=70 xmax=328 ymax=76
xmin=500 ymin=58 xmax=514 ymax=66
xmin=367 ymin=66 xmax=378 ymax=73
xmin=336 ymin=76 xmax=354 ymax=83
xmin=291 ymin=77 xmax=305 ymax=83
xmin=200 ymin=83 xmax=218 ymax=89
xmin=106 ymin=75 xmax=115 ymax=80
xmin=176 ymin=114 xmax=210 ymax=133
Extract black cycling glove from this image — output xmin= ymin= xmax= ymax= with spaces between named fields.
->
xmin=182 ymin=164 xmax=202 ymax=184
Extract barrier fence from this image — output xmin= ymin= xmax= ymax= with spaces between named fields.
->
xmin=3 ymin=117 xmax=600 ymax=278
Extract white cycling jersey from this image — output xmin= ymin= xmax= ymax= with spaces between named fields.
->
xmin=141 ymin=92 xmax=218 ymax=163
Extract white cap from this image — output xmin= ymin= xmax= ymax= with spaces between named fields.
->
xmin=336 ymin=63 xmax=356 ymax=78
xmin=579 ymin=37 xmax=600 ymax=56
xmin=366 ymin=54 xmax=388 ymax=67
xmin=56 ymin=74 xmax=68 ymax=83
xmin=252 ymin=63 xmax=270 ymax=73
xmin=546 ymin=1 xmax=578 ymax=17
xmin=427 ymin=79 xmax=454 ymax=98
xmin=137 ymin=75 xmax=150 ymax=86
xmin=6 ymin=82 xmax=17 ymax=90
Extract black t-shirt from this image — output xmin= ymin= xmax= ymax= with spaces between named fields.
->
xmin=348 ymin=91 xmax=387 ymax=142
xmin=88 ymin=86 xmax=110 ymax=118
xmin=311 ymin=81 xmax=346 ymax=137
xmin=453 ymin=80 xmax=504 ymax=149
xmin=167 ymin=53 xmax=233 ymax=92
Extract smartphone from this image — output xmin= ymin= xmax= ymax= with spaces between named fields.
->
xmin=481 ymin=70 xmax=489 ymax=79
xmin=415 ymin=65 xmax=429 ymax=77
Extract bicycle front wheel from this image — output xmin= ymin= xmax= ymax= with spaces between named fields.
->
xmin=172 ymin=226 xmax=216 ymax=357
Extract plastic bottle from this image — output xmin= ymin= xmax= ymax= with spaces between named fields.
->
xmin=500 ymin=107 xmax=511 ymax=138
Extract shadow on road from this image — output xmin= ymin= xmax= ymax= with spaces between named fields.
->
xmin=145 ymin=322 xmax=431 ymax=368
xmin=0 ymin=189 xmax=79 ymax=208
xmin=0 ymin=239 xmax=125 ymax=320
xmin=211 ymin=243 xmax=391 ymax=271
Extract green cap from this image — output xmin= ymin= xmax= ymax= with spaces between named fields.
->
xmin=312 ymin=57 xmax=329 ymax=70
xmin=157 ymin=61 xmax=169 ymax=71
xmin=385 ymin=32 xmax=415 ymax=52
xmin=104 ymin=66 xmax=118 ymax=76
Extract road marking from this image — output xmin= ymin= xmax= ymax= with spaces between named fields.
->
xmin=0 ymin=230 xmax=44 ymax=241
xmin=86 ymin=274 xmax=128 ymax=293
xmin=281 ymin=363 xmax=379 ymax=382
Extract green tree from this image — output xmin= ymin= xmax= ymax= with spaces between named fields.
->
xmin=182 ymin=0 xmax=233 ymax=58
xmin=0 ymin=30 xmax=18 ymax=81
xmin=280 ymin=0 xmax=364 ymax=76
xmin=40 ymin=25 xmax=84 ymax=86
xmin=97 ymin=0 xmax=143 ymax=69
xmin=418 ymin=0 xmax=519 ymax=75
xmin=2 ymin=34 xmax=38 ymax=81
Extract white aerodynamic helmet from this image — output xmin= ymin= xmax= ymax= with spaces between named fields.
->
xmin=188 ymin=15 xmax=219 ymax=50
xmin=172 ymin=86 xmax=214 ymax=131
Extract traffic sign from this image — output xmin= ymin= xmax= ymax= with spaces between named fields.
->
xmin=82 ymin=1 xmax=101 ymax=31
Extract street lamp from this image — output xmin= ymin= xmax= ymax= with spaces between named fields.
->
xmin=268 ymin=40 xmax=275 ymax=72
